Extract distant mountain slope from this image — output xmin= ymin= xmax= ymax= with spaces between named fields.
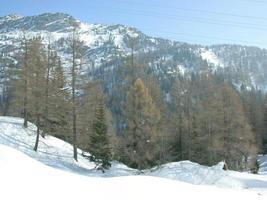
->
xmin=0 ymin=12 xmax=266 ymax=92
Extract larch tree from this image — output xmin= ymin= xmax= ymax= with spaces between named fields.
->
xmin=124 ymin=78 xmax=160 ymax=170
xmin=214 ymin=83 xmax=257 ymax=170
xmin=19 ymin=34 xmax=30 ymax=128
xmin=13 ymin=36 xmax=46 ymax=151
xmin=28 ymin=37 xmax=47 ymax=152
xmin=144 ymin=76 xmax=169 ymax=164
xmin=0 ymin=52 xmax=15 ymax=116
xmin=170 ymin=77 xmax=190 ymax=161
xmin=47 ymin=53 xmax=71 ymax=139
xmin=68 ymin=27 xmax=84 ymax=161
xmin=42 ymin=36 xmax=52 ymax=138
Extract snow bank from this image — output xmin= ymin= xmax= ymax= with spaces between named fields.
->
xmin=0 ymin=144 xmax=265 ymax=200
xmin=258 ymin=155 xmax=267 ymax=175
xmin=0 ymin=116 xmax=267 ymax=198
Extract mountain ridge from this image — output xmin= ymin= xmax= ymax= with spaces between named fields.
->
xmin=0 ymin=12 xmax=267 ymax=92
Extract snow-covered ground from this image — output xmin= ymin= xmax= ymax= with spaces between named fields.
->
xmin=0 ymin=116 xmax=267 ymax=199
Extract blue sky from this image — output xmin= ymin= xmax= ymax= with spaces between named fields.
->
xmin=1 ymin=0 xmax=267 ymax=48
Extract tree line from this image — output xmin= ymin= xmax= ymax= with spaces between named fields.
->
xmin=0 ymin=31 xmax=266 ymax=171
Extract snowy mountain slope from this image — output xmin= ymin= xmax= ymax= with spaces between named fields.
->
xmin=1 ymin=144 xmax=266 ymax=200
xmin=0 ymin=13 xmax=267 ymax=92
xmin=0 ymin=13 xmax=162 ymax=67
xmin=200 ymin=47 xmax=224 ymax=68
xmin=0 ymin=116 xmax=138 ymax=177
xmin=0 ymin=116 xmax=267 ymax=197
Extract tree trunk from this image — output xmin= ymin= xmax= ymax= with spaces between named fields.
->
xmin=72 ymin=30 xmax=78 ymax=162
xmin=23 ymin=79 xmax=28 ymax=128
xmin=73 ymin=105 xmax=78 ymax=161
xmin=43 ymin=45 xmax=51 ymax=138
xmin=34 ymin=115 xmax=41 ymax=151
xmin=23 ymin=37 xmax=28 ymax=128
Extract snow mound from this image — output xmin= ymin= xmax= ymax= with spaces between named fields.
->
xmin=148 ymin=161 xmax=244 ymax=188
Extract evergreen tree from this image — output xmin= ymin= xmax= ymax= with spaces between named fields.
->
xmin=89 ymin=100 xmax=112 ymax=171
xmin=78 ymin=82 xmax=104 ymax=151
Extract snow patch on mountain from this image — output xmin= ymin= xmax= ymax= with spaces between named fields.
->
xmin=0 ymin=14 xmax=22 ymax=24
xmin=200 ymin=48 xmax=224 ymax=68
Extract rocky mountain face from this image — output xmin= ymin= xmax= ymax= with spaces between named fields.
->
xmin=0 ymin=13 xmax=267 ymax=92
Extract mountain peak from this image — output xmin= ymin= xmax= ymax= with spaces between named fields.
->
xmin=0 ymin=12 xmax=79 ymax=32
xmin=0 ymin=14 xmax=23 ymax=24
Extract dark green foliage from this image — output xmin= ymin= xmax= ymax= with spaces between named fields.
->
xmin=89 ymin=101 xmax=112 ymax=171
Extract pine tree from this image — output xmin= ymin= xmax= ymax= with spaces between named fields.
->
xmin=89 ymin=100 xmax=111 ymax=171
xmin=124 ymin=78 xmax=160 ymax=170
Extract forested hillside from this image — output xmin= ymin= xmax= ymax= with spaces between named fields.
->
xmin=0 ymin=13 xmax=267 ymax=171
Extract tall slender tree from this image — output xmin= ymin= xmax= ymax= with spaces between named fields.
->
xmin=43 ymin=36 xmax=52 ymax=138
xmin=29 ymin=37 xmax=47 ymax=151
xmin=124 ymin=78 xmax=160 ymax=169
xmin=89 ymin=99 xmax=112 ymax=170
xmin=69 ymin=27 xmax=84 ymax=161
xmin=20 ymin=34 xmax=30 ymax=128
xmin=46 ymin=54 xmax=71 ymax=139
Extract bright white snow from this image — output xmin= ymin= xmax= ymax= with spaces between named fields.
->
xmin=200 ymin=48 xmax=224 ymax=68
xmin=0 ymin=116 xmax=267 ymax=199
